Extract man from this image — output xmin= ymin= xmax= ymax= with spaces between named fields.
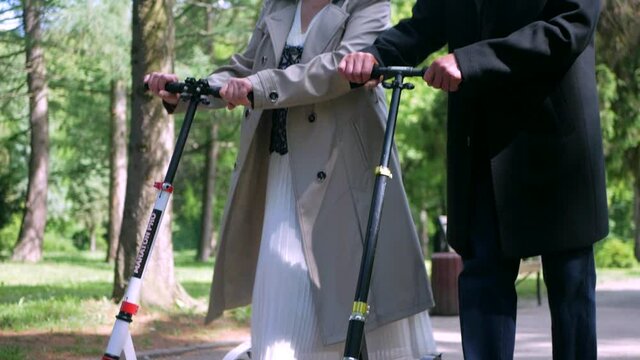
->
xmin=339 ymin=0 xmax=608 ymax=359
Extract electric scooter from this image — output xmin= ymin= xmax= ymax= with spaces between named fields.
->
xmin=342 ymin=66 xmax=443 ymax=360
xmin=102 ymin=78 xmax=227 ymax=360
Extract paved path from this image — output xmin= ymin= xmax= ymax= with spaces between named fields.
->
xmin=432 ymin=278 xmax=640 ymax=359
xmin=145 ymin=278 xmax=640 ymax=359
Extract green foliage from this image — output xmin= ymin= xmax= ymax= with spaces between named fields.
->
xmin=0 ymin=0 xmax=638 ymax=264
xmin=173 ymin=180 xmax=204 ymax=250
xmin=515 ymin=275 xmax=546 ymax=300
xmin=0 ymin=131 xmax=25 ymax=232
xmin=0 ymin=295 xmax=111 ymax=331
xmin=0 ymin=254 xmax=113 ymax=331
xmin=596 ymin=1 xmax=640 ymax=247
xmin=0 ymin=9 xmax=28 ymax=243
xmin=595 ymin=237 xmax=638 ymax=269
xmin=0 ymin=214 xmax=21 ymax=258
xmin=0 ymin=250 xmax=214 ymax=332
xmin=42 ymin=218 xmax=83 ymax=253
xmin=395 ymin=77 xmax=448 ymax=228
xmin=387 ymin=0 xmax=449 ymax=237
xmin=229 ymin=305 xmax=252 ymax=324
xmin=1 ymin=0 xmax=132 ymax=257
xmin=41 ymin=0 xmax=130 ymax=253
xmin=168 ymin=0 xmax=258 ymax=254
xmin=0 ymin=344 xmax=26 ymax=360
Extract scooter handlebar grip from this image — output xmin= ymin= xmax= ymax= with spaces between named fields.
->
xmin=163 ymin=82 xmax=188 ymax=94
xmin=143 ymin=81 xmax=223 ymax=98
xmin=163 ymin=82 xmax=222 ymax=98
xmin=349 ymin=65 xmax=426 ymax=88
xmin=371 ymin=65 xmax=426 ymax=79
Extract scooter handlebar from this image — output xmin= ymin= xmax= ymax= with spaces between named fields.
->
xmin=349 ymin=66 xmax=426 ymax=89
xmin=144 ymin=79 xmax=255 ymax=107
xmin=164 ymin=82 xmax=222 ymax=98
xmin=144 ymin=81 xmax=221 ymax=98
xmin=371 ymin=66 xmax=426 ymax=79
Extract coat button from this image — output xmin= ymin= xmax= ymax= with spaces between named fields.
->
xmin=261 ymin=56 xmax=268 ymax=65
xmin=316 ymin=171 xmax=326 ymax=182
xmin=269 ymin=91 xmax=279 ymax=103
xmin=308 ymin=112 xmax=316 ymax=123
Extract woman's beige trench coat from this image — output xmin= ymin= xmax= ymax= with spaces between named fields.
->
xmin=202 ymin=0 xmax=434 ymax=345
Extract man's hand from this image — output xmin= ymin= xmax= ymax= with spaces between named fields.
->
xmin=338 ymin=52 xmax=380 ymax=89
xmin=424 ymin=54 xmax=462 ymax=92
xmin=144 ymin=72 xmax=180 ymax=105
xmin=220 ymin=78 xmax=253 ymax=110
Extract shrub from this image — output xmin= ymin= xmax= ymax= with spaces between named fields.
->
xmin=0 ymin=215 xmax=21 ymax=258
xmin=0 ymin=344 xmax=26 ymax=360
xmin=595 ymin=237 xmax=637 ymax=269
xmin=229 ymin=305 xmax=252 ymax=324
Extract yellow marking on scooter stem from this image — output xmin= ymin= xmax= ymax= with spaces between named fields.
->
xmin=352 ymin=301 xmax=368 ymax=315
xmin=375 ymin=166 xmax=393 ymax=179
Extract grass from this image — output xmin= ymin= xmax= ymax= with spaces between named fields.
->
xmin=0 ymin=344 xmax=26 ymax=360
xmin=0 ymin=252 xmax=115 ymax=332
xmin=0 ymin=250 xmax=246 ymax=360
xmin=0 ymin=250 xmax=637 ymax=359
xmin=0 ymin=250 xmax=218 ymax=331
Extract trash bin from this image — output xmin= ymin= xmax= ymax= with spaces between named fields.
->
xmin=430 ymin=251 xmax=463 ymax=315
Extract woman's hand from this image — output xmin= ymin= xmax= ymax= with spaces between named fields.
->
xmin=144 ymin=72 xmax=180 ymax=105
xmin=220 ymin=78 xmax=253 ymax=110
xmin=338 ymin=52 xmax=380 ymax=89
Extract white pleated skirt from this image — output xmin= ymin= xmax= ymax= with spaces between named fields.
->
xmin=251 ymin=153 xmax=437 ymax=360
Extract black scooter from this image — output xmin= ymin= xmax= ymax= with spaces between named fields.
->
xmin=342 ymin=66 xmax=443 ymax=360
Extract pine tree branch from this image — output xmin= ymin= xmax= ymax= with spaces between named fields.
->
xmin=0 ymin=82 xmax=26 ymax=99
xmin=0 ymin=128 xmax=29 ymax=143
xmin=0 ymin=5 xmax=20 ymax=16
xmin=0 ymin=49 xmax=23 ymax=60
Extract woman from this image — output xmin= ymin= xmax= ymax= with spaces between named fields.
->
xmin=146 ymin=0 xmax=437 ymax=358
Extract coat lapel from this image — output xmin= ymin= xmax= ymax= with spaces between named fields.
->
xmin=265 ymin=3 xmax=297 ymax=65
xmin=302 ymin=3 xmax=348 ymax=62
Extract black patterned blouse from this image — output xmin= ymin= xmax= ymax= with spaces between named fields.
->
xmin=269 ymin=45 xmax=304 ymax=155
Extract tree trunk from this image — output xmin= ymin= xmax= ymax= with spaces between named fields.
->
xmin=89 ymin=223 xmax=97 ymax=252
xmin=106 ymin=79 xmax=128 ymax=262
xmin=634 ymin=148 xmax=640 ymax=262
xmin=419 ymin=208 xmax=429 ymax=259
xmin=196 ymin=6 xmax=220 ymax=262
xmin=113 ymin=0 xmax=191 ymax=308
xmin=197 ymin=121 xmax=220 ymax=261
xmin=12 ymin=0 xmax=49 ymax=263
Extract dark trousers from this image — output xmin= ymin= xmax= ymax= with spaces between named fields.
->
xmin=458 ymin=175 xmax=597 ymax=360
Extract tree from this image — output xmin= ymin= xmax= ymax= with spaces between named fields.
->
xmin=198 ymin=119 xmax=221 ymax=260
xmin=168 ymin=0 xmax=256 ymax=255
xmin=0 ymin=1 xmax=28 ymax=256
xmin=196 ymin=5 xmax=221 ymax=262
xmin=12 ymin=0 xmax=49 ymax=262
xmin=107 ymin=79 xmax=128 ymax=262
xmin=113 ymin=0 xmax=190 ymax=307
xmin=39 ymin=0 xmax=130 ymax=255
xmin=597 ymin=0 xmax=640 ymax=260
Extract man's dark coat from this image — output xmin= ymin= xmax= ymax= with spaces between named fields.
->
xmin=368 ymin=0 xmax=608 ymax=257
